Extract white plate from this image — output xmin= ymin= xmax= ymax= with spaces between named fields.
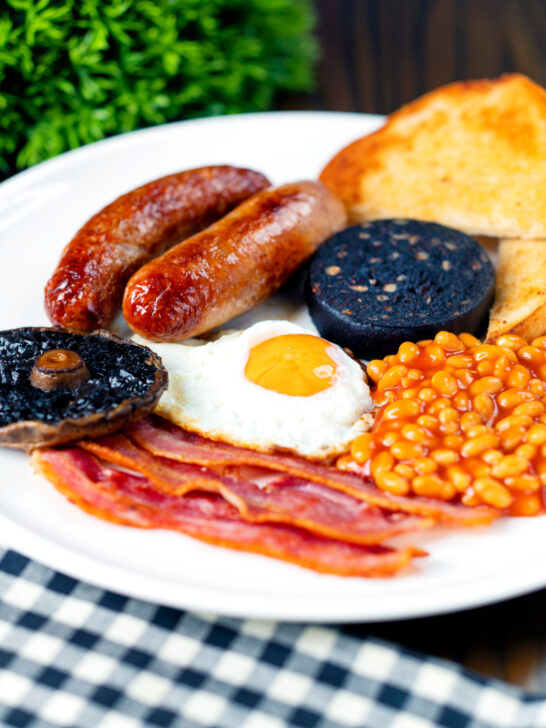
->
xmin=1 ymin=111 xmax=545 ymax=623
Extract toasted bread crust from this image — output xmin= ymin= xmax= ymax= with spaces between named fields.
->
xmin=486 ymin=238 xmax=546 ymax=342
xmin=320 ymin=74 xmax=546 ymax=239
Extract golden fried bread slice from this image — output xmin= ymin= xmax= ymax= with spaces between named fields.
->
xmin=486 ymin=238 xmax=546 ymax=342
xmin=320 ymin=74 xmax=546 ymax=239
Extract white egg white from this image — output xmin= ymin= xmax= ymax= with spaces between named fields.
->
xmin=137 ymin=321 xmax=374 ymax=459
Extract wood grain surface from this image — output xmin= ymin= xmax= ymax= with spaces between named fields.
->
xmin=281 ymin=0 xmax=546 ymax=114
xmin=278 ymin=0 xmax=546 ymax=691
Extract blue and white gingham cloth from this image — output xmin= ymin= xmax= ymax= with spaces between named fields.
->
xmin=0 ymin=546 xmax=545 ymax=728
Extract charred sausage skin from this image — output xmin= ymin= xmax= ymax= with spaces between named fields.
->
xmin=44 ymin=166 xmax=270 ymax=332
xmin=122 ymin=181 xmax=347 ymax=341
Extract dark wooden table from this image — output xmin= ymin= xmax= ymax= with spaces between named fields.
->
xmin=284 ymin=0 xmax=546 ymax=115
xmin=280 ymin=0 xmax=546 ymax=692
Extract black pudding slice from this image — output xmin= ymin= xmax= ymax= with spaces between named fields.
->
xmin=306 ymin=219 xmax=495 ymax=359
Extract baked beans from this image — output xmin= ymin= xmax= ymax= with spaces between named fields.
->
xmin=341 ymin=331 xmax=546 ymax=515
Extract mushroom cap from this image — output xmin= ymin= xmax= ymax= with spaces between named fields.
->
xmin=0 ymin=328 xmax=167 ymax=451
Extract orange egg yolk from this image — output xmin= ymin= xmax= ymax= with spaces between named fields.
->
xmin=244 ymin=334 xmax=337 ymax=396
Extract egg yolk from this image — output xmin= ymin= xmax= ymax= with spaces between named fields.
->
xmin=244 ymin=334 xmax=337 ymax=396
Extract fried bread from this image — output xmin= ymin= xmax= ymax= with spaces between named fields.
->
xmin=320 ymin=74 xmax=546 ymax=239
xmin=486 ymin=238 xmax=546 ymax=342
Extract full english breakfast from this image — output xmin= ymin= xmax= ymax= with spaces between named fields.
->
xmin=3 ymin=72 xmax=546 ymax=578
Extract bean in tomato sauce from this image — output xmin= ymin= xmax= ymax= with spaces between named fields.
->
xmin=339 ymin=331 xmax=546 ymax=516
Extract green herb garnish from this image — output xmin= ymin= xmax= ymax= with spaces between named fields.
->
xmin=0 ymin=0 xmax=317 ymax=177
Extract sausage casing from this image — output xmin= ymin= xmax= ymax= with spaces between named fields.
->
xmin=44 ymin=166 xmax=270 ymax=332
xmin=122 ymin=181 xmax=347 ymax=341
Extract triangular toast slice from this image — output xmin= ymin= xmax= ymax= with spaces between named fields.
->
xmin=486 ymin=238 xmax=546 ymax=342
xmin=320 ymin=74 xmax=546 ymax=239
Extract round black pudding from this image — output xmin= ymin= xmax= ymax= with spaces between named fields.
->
xmin=306 ymin=219 xmax=495 ymax=359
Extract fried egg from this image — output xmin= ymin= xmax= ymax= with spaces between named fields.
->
xmin=139 ymin=321 xmax=374 ymax=459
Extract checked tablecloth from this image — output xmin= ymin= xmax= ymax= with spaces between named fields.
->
xmin=0 ymin=546 xmax=545 ymax=728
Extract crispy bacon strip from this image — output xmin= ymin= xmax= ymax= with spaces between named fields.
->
xmin=79 ymin=435 xmax=431 ymax=545
xmin=33 ymin=448 xmax=421 ymax=577
xmin=125 ymin=416 xmax=498 ymax=526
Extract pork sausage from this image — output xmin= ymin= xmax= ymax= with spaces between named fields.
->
xmin=44 ymin=166 xmax=270 ymax=332
xmin=122 ymin=181 xmax=347 ymax=341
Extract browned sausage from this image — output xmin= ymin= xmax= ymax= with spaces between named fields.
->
xmin=122 ymin=181 xmax=347 ymax=341
xmin=44 ymin=166 xmax=270 ymax=332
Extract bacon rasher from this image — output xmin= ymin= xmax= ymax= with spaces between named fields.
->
xmin=126 ymin=416 xmax=498 ymax=526
xmin=33 ymin=448 xmax=422 ymax=577
xmin=79 ymin=434 xmax=431 ymax=545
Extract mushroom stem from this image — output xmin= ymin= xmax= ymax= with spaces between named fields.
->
xmin=30 ymin=349 xmax=89 ymax=391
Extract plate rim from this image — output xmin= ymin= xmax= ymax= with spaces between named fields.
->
xmin=2 ymin=109 xmax=545 ymax=623
xmin=2 ymin=507 xmax=546 ymax=623
xmin=1 ymin=109 xmax=384 ymax=193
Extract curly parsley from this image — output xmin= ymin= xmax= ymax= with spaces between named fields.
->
xmin=0 ymin=0 xmax=317 ymax=176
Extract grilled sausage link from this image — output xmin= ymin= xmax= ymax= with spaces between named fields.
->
xmin=44 ymin=166 xmax=270 ymax=332
xmin=122 ymin=181 xmax=347 ymax=341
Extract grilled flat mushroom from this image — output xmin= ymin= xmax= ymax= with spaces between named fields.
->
xmin=0 ymin=328 xmax=167 ymax=451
